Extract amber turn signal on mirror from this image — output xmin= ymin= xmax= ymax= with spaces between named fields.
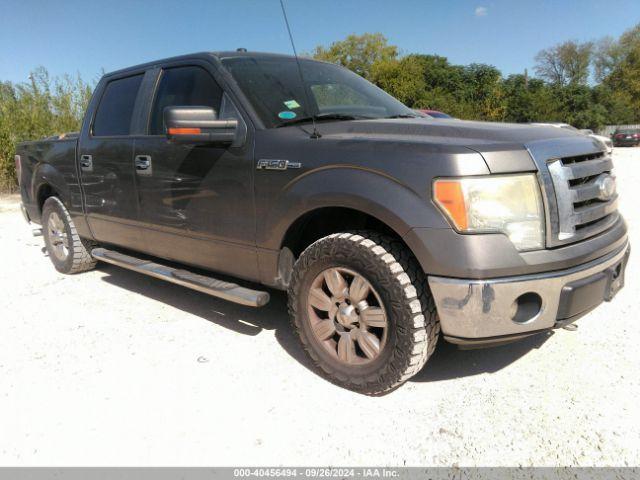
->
xmin=167 ymin=127 xmax=202 ymax=135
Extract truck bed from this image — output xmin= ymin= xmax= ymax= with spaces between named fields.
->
xmin=17 ymin=136 xmax=81 ymax=225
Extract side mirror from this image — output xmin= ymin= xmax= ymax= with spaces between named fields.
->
xmin=164 ymin=106 xmax=237 ymax=145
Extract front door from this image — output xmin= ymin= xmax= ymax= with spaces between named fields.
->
xmin=133 ymin=64 xmax=258 ymax=281
xmin=78 ymin=73 xmax=146 ymax=251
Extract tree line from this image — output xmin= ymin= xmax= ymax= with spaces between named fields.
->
xmin=1 ymin=24 xmax=639 ymax=192
xmin=313 ymin=25 xmax=640 ymax=127
xmin=0 ymin=68 xmax=93 ymax=191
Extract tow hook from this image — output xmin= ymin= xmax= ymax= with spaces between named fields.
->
xmin=562 ymin=324 xmax=578 ymax=331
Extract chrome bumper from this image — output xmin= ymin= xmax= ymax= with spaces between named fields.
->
xmin=428 ymin=243 xmax=629 ymax=340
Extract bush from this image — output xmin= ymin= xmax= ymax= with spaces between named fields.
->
xmin=0 ymin=68 xmax=92 ymax=192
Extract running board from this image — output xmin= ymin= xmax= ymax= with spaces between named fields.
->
xmin=91 ymin=248 xmax=270 ymax=307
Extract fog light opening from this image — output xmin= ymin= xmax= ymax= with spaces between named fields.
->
xmin=511 ymin=292 xmax=543 ymax=324
xmin=612 ymin=264 xmax=622 ymax=280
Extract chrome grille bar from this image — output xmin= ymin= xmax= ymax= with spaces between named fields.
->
xmin=562 ymin=157 xmax=613 ymax=180
xmin=571 ymin=182 xmax=602 ymax=202
xmin=573 ymin=197 xmax=618 ymax=225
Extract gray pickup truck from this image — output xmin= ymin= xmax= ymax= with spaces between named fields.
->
xmin=16 ymin=51 xmax=629 ymax=393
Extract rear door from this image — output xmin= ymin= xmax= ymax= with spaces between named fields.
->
xmin=78 ymin=72 xmax=146 ymax=250
xmin=132 ymin=62 xmax=258 ymax=281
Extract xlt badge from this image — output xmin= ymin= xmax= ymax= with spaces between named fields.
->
xmin=256 ymin=159 xmax=302 ymax=170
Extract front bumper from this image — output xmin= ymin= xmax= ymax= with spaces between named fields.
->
xmin=428 ymin=242 xmax=630 ymax=344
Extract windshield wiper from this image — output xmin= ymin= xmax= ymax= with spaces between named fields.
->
xmin=277 ymin=113 xmax=370 ymax=127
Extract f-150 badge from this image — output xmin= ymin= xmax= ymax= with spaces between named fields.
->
xmin=257 ymin=159 xmax=302 ymax=170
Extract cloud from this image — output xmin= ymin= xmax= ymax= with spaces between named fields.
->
xmin=475 ymin=6 xmax=488 ymax=16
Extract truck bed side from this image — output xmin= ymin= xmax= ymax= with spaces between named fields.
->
xmin=17 ymin=137 xmax=92 ymax=238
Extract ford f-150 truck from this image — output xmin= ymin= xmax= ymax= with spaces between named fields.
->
xmin=16 ymin=51 xmax=629 ymax=394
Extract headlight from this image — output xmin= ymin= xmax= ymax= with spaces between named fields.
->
xmin=433 ymin=174 xmax=544 ymax=251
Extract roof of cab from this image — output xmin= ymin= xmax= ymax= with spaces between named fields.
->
xmin=103 ymin=50 xmax=303 ymax=78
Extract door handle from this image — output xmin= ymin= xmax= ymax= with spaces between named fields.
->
xmin=135 ymin=155 xmax=152 ymax=173
xmin=80 ymin=154 xmax=92 ymax=170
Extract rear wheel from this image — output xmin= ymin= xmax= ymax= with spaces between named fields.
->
xmin=42 ymin=197 xmax=97 ymax=274
xmin=288 ymin=231 xmax=439 ymax=394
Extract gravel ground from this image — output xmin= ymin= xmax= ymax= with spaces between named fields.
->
xmin=0 ymin=148 xmax=638 ymax=467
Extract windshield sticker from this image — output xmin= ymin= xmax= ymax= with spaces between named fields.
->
xmin=278 ymin=111 xmax=297 ymax=120
xmin=284 ymin=99 xmax=301 ymax=109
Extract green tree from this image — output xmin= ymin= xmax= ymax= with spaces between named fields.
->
xmin=460 ymin=63 xmax=505 ymax=120
xmin=594 ymin=85 xmax=636 ymax=125
xmin=534 ymin=40 xmax=593 ymax=86
xmin=370 ymin=54 xmax=466 ymax=115
xmin=594 ymin=25 xmax=640 ymax=82
xmin=599 ymin=24 xmax=640 ymax=120
xmin=311 ymin=33 xmax=398 ymax=79
xmin=0 ymin=68 xmax=93 ymax=192
xmin=502 ymin=75 xmax=559 ymax=123
xmin=555 ymin=84 xmax=608 ymax=129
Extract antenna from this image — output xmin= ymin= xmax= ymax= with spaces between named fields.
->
xmin=279 ymin=0 xmax=321 ymax=139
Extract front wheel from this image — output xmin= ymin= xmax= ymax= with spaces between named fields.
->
xmin=288 ymin=231 xmax=439 ymax=394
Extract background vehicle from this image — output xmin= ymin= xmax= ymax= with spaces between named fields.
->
xmin=417 ymin=109 xmax=453 ymax=119
xmin=16 ymin=51 xmax=629 ymax=394
xmin=612 ymin=128 xmax=640 ymax=147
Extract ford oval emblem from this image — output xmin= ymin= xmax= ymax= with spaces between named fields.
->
xmin=595 ymin=174 xmax=616 ymax=201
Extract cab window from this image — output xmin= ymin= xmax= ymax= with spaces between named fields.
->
xmin=149 ymin=66 xmax=224 ymax=135
xmin=93 ymin=74 xmax=144 ymax=136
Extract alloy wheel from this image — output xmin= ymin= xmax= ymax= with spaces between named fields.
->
xmin=307 ymin=267 xmax=388 ymax=365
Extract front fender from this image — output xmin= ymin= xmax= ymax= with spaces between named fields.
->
xmin=258 ymin=165 xmax=451 ymax=250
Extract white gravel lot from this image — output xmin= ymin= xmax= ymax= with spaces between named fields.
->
xmin=0 ymin=148 xmax=638 ymax=467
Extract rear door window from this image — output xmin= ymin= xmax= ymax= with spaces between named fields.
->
xmin=92 ymin=74 xmax=144 ymax=136
xmin=149 ymin=66 xmax=224 ymax=135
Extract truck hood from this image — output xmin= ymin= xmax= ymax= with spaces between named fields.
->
xmin=315 ymin=118 xmax=606 ymax=173
xmin=317 ymin=118 xmax=578 ymax=147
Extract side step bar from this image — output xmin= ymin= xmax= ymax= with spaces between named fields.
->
xmin=91 ymin=248 xmax=270 ymax=307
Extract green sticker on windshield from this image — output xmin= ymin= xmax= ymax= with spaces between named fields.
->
xmin=284 ymin=99 xmax=301 ymax=109
xmin=278 ymin=111 xmax=297 ymax=120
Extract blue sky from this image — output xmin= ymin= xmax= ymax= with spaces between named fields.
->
xmin=1 ymin=0 xmax=639 ymax=84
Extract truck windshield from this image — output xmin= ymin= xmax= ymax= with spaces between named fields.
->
xmin=221 ymin=56 xmax=416 ymax=128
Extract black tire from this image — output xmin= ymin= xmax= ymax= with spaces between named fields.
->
xmin=288 ymin=231 xmax=440 ymax=394
xmin=42 ymin=196 xmax=97 ymax=274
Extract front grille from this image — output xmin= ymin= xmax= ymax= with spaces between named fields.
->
xmin=546 ymin=151 xmax=618 ymax=245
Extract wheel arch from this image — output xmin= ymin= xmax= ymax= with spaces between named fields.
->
xmin=36 ymin=183 xmax=57 ymax=214
xmin=32 ymin=163 xmax=72 ymax=219
xmin=261 ymin=204 xmax=422 ymax=290
xmin=263 ymin=165 xmax=448 ymax=250
xmin=280 ymin=206 xmax=404 ymax=258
